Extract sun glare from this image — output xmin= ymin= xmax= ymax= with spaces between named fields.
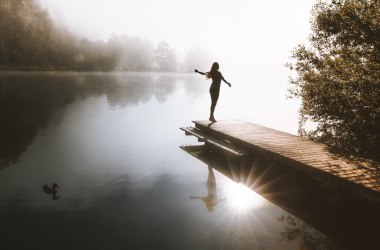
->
xmin=223 ymin=182 xmax=264 ymax=212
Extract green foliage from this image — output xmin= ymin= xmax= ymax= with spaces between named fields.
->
xmin=288 ymin=0 xmax=380 ymax=158
xmin=0 ymin=0 xmax=114 ymax=70
xmin=0 ymin=0 xmax=178 ymax=71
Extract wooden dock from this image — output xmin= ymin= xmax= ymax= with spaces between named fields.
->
xmin=181 ymin=120 xmax=380 ymax=202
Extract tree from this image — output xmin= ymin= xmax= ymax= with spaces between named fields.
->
xmin=114 ymin=35 xmax=154 ymax=71
xmin=0 ymin=0 xmax=180 ymax=72
xmin=288 ymin=0 xmax=380 ymax=158
xmin=0 ymin=0 xmax=119 ymax=70
xmin=153 ymin=41 xmax=177 ymax=72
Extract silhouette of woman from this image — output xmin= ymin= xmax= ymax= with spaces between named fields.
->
xmin=191 ymin=166 xmax=225 ymax=212
xmin=195 ymin=62 xmax=231 ymax=122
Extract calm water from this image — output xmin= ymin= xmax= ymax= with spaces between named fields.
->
xmin=0 ymin=72 xmax=372 ymax=249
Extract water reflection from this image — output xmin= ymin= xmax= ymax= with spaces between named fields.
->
xmin=0 ymin=72 xmax=198 ymax=169
xmin=278 ymin=215 xmax=336 ymax=250
xmin=0 ymin=174 xmax=209 ymax=250
xmin=190 ymin=166 xmax=225 ymax=212
xmin=0 ymin=72 xmax=323 ymax=249
xmin=224 ymin=182 xmax=264 ymax=212
xmin=1 ymin=71 xmax=377 ymax=249
xmin=180 ymin=144 xmax=380 ymax=249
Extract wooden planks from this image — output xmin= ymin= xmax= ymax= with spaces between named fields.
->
xmin=180 ymin=127 xmax=248 ymax=156
xmin=190 ymin=120 xmax=380 ymax=201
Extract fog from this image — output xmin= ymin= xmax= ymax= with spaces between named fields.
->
xmin=39 ymin=0 xmax=315 ymax=73
xmin=0 ymin=0 xmax=316 ymax=130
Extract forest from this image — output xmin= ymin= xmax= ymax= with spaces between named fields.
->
xmin=0 ymin=0 xmax=208 ymax=71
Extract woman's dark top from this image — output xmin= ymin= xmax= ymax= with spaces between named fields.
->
xmin=210 ymin=71 xmax=223 ymax=90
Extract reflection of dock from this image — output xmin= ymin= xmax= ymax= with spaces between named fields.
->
xmin=179 ymin=144 xmax=380 ymax=250
xmin=181 ymin=120 xmax=380 ymax=202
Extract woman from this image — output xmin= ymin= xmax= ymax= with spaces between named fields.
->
xmin=195 ymin=62 xmax=231 ymax=122
xmin=190 ymin=166 xmax=225 ymax=212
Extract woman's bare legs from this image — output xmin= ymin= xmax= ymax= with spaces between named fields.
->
xmin=209 ymin=88 xmax=220 ymax=122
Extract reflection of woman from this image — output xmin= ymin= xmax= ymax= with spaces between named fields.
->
xmin=195 ymin=62 xmax=231 ymax=122
xmin=191 ymin=166 xmax=225 ymax=212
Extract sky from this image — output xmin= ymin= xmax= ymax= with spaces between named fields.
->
xmin=39 ymin=0 xmax=316 ymax=71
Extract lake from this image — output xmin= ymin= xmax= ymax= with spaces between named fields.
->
xmin=0 ymin=72 xmax=375 ymax=249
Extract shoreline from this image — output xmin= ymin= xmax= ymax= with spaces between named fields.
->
xmin=0 ymin=66 xmax=188 ymax=74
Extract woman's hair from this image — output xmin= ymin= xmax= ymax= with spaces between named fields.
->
xmin=206 ymin=62 xmax=219 ymax=79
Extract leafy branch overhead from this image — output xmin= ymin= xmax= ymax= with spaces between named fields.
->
xmin=288 ymin=0 xmax=380 ymax=158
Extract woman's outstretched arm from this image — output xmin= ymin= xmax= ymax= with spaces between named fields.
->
xmin=194 ymin=69 xmax=206 ymax=75
xmin=221 ymin=74 xmax=232 ymax=87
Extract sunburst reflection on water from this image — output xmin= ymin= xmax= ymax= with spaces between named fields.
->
xmin=223 ymin=181 xmax=265 ymax=212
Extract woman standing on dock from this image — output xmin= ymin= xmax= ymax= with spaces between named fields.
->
xmin=195 ymin=62 xmax=231 ymax=122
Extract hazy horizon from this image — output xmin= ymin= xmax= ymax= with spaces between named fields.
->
xmin=39 ymin=0 xmax=315 ymax=72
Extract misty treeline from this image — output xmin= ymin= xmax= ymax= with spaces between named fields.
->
xmin=0 ymin=0 xmax=210 ymax=71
